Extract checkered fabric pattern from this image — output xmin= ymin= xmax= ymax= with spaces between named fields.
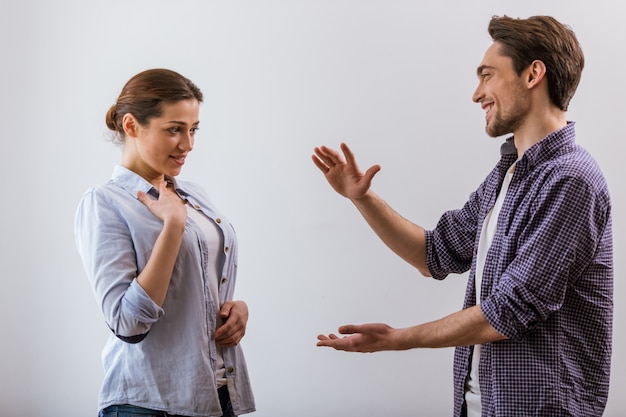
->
xmin=425 ymin=122 xmax=613 ymax=416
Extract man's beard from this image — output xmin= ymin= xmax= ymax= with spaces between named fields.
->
xmin=486 ymin=87 xmax=529 ymax=138
xmin=486 ymin=109 xmax=525 ymax=137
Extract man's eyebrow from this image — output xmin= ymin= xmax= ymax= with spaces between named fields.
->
xmin=476 ymin=65 xmax=495 ymax=76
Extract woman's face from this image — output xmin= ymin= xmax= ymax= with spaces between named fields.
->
xmin=123 ymin=99 xmax=200 ymax=186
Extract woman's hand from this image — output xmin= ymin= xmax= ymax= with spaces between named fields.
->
xmin=137 ymin=180 xmax=187 ymax=227
xmin=215 ymin=301 xmax=249 ymax=347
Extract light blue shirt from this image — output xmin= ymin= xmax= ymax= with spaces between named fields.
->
xmin=75 ymin=165 xmax=255 ymax=417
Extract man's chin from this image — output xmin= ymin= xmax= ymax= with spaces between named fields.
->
xmin=486 ymin=125 xmax=513 ymax=138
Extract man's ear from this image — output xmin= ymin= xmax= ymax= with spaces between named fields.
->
xmin=526 ymin=60 xmax=547 ymax=89
xmin=122 ymin=113 xmax=140 ymax=138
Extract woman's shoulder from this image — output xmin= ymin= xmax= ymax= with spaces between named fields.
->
xmin=77 ymin=178 xmax=141 ymax=217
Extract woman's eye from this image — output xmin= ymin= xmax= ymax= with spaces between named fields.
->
xmin=168 ymin=127 xmax=181 ymax=134
xmin=190 ymin=127 xmax=199 ymax=135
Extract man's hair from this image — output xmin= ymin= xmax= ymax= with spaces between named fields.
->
xmin=488 ymin=15 xmax=584 ymax=111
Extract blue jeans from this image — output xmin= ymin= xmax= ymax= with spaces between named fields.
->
xmin=99 ymin=386 xmax=235 ymax=417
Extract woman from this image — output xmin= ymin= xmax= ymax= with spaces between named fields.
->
xmin=75 ymin=69 xmax=255 ymax=417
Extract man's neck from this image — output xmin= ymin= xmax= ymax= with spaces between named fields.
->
xmin=513 ymin=107 xmax=567 ymax=159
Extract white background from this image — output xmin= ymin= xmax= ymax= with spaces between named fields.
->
xmin=0 ymin=1 xmax=624 ymax=416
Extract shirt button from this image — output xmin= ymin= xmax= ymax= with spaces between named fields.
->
xmin=221 ymin=277 xmax=227 ymax=284
xmin=224 ymin=247 xmax=229 ymax=253
xmin=216 ymin=218 xmax=221 ymax=223
xmin=194 ymin=204 xmax=200 ymax=209
xmin=227 ymin=367 xmax=234 ymax=373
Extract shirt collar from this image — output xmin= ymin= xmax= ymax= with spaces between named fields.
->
xmin=110 ymin=165 xmax=187 ymax=198
xmin=499 ymin=121 xmax=576 ymax=173
xmin=523 ymin=121 xmax=576 ymax=168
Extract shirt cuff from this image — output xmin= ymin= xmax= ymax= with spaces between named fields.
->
xmin=123 ymin=279 xmax=165 ymax=323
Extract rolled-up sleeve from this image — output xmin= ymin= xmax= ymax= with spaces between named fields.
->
xmin=426 ymin=185 xmax=484 ymax=280
xmin=481 ymin=175 xmax=611 ymax=340
xmin=75 ymin=187 xmax=163 ymax=340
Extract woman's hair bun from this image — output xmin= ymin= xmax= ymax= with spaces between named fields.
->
xmin=105 ymin=104 xmax=119 ymax=132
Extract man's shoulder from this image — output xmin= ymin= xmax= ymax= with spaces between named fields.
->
xmin=550 ymin=145 xmax=607 ymax=184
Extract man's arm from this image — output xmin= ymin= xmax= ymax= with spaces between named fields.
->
xmin=350 ymin=191 xmax=429 ymax=276
xmin=312 ymin=143 xmax=429 ymax=275
xmin=317 ymin=305 xmax=507 ymax=352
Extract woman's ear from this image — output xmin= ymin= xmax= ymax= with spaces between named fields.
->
xmin=122 ymin=113 xmax=140 ymax=138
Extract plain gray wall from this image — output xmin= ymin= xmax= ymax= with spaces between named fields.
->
xmin=0 ymin=1 xmax=623 ymax=416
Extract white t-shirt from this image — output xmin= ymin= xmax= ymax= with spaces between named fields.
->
xmin=465 ymin=166 xmax=515 ymax=416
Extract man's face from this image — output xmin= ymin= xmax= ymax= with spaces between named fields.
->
xmin=473 ymin=42 xmax=530 ymax=137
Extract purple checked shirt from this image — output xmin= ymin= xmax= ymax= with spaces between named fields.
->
xmin=425 ymin=122 xmax=613 ymax=417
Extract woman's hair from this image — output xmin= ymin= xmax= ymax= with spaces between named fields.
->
xmin=488 ymin=15 xmax=584 ymax=111
xmin=105 ymin=68 xmax=203 ymax=143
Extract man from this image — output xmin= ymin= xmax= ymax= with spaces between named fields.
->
xmin=312 ymin=15 xmax=613 ymax=417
